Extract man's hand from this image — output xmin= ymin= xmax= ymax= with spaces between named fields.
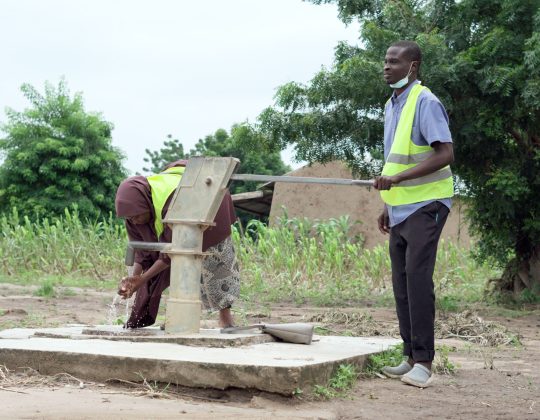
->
xmin=118 ymin=275 xmax=144 ymax=299
xmin=378 ymin=206 xmax=390 ymax=234
xmin=373 ymin=175 xmax=400 ymax=190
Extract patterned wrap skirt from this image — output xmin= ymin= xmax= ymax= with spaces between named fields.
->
xmin=125 ymin=236 xmax=240 ymax=328
xmin=200 ymin=236 xmax=240 ymax=311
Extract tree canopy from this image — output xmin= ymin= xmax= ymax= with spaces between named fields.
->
xmin=142 ymin=134 xmax=186 ymax=174
xmin=0 ymin=80 xmax=127 ymax=220
xmin=143 ymin=125 xmax=290 ymax=195
xmin=191 ymin=125 xmax=290 ymax=194
xmin=257 ymin=0 xmax=540 ymax=293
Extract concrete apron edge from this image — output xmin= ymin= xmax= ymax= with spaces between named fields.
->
xmin=0 ymin=347 xmax=379 ymax=395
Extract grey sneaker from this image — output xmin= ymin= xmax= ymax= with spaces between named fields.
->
xmin=401 ymin=363 xmax=434 ymax=388
xmin=381 ymin=360 xmax=413 ymax=379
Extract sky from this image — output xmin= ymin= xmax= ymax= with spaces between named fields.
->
xmin=0 ymin=0 xmax=360 ymax=174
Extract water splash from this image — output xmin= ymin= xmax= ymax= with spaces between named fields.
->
xmin=106 ymin=266 xmax=135 ymax=325
xmin=107 ymin=294 xmax=123 ymax=325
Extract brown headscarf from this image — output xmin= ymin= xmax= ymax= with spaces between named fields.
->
xmin=115 ymin=176 xmax=154 ymax=218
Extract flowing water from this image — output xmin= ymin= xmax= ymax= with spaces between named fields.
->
xmin=106 ymin=266 xmax=135 ymax=325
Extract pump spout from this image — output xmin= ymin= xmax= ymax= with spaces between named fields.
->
xmin=124 ymin=241 xmax=172 ymax=266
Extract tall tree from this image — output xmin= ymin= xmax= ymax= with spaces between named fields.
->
xmin=0 ymin=80 xmax=127 ymax=219
xmin=257 ymin=0 xmax=540 ymax=294
xmin=142 ymin=134 xmax=185 ymax=173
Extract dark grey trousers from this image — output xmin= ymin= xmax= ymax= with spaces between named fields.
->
xmin=389 ymin=201 xmax=449 ymax=362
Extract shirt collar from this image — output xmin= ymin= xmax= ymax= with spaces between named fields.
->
xmin=390 ymin=80 xmax=421 ymax=106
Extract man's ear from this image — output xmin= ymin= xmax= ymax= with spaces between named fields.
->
xmin=412 ymin=61 xmax=420 ymax=75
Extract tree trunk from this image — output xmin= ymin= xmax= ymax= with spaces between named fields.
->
xmin=498 ymin=246 xmax=540 ymax=298
xmin=518 ymin=246 xmax=540 ymax=295
xmin=510 ymin=247 xmax=539 ymax=297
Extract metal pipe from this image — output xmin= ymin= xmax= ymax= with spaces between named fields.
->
xmin=230 ymin=174 xmax=373 ymax=187
xmin=127 ymin=241 xmax=171 ymax=252
xmin=125 ymin=242 xmax=171 ymax=266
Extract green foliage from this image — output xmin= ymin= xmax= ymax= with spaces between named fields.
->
xmin=143 ymin=134 xmax=185 ymax=173
xmin=233 ymin=217 xmax=496 ymax=306
xmin=258 ymin=0 xmax=540 ymax=288
xmin=491 ymin=286 xmax=540 ymax=306
xmin=34 ymin=279 xmax=56 ymax=298
xmin=314 ymin=363 xmax=358 ymax=398
xmin=363 ymin=344 xmax=403 ymax=377
xmin=519 ymin=288 xmax=540 ymax=304
xmin=0 ymin=80 xmax=127 ymax=220
xmin=143 ymin=125 xmax=290 ymax=194
xmin=189 ymin=125 xmax=291 ymax=194
xmin=0 ymin=212 xmax=498 ymax=307
xmin=433 ymin=345 xmax=457 ymax=375
xmin=0 ymin=207 xmax=126 ymax=283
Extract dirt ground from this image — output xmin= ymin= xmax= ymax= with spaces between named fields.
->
xmin=1 ymin=282 xmax=539 ymax=420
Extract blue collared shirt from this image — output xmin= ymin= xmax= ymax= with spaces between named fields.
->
xmin=384 ymin=80 xmax=452 ymax=227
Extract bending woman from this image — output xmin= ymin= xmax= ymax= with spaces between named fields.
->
xmin=114 ymin=160 xmax=239 ymax=328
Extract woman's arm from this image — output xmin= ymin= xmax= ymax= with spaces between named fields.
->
xmin=118 ymin=259 xmax=170 ymax=299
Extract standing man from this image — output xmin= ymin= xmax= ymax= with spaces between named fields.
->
xmin=373 ymin=40 xmax=454 ymax=388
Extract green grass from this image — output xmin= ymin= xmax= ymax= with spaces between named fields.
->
xmin=433 ymin=345 xmax=457 ymax=374
xmin=33 ymin=279 xmax=56 ymax=297
xmin=362 ymin=344 xmax=404 ymax=377
xmin=234 ymin=217 xmax=498 ymax=307
xmin=313 ymin=363 xmax=359 ymax=399
xmin=0 ymin=210 xmax=502 ymax=308
xmin=0 ymin=208 xmax=126 ymax=284
xmin=0 ymin=273 xmax=117 ymax=290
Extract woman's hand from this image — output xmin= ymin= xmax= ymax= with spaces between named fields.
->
xmin=117 ymin=260 xmax=169 ymax=299
xmin=118 ymin=275 xmax=145 ymax=299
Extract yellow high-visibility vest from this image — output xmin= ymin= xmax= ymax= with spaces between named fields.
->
xmin=380 ymin=84 xmax=454 ymax=206
xmin=146 ymin=166 xmax=185 ymax=238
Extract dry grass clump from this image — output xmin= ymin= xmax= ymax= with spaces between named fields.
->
xmin=0 ymin=365 xmax=227 ymax=402
xmin=311 ymin=309 xmax=520 ymax=347
xmin=310 ymin=310 xmax=398 ymax=337
xmin=435 ymin=310 xmax=521 ymax=346
xmin=0 ymin=365 xmax=88 ymax=393
xmin=105 ymin=375 xmax=227 ymax=402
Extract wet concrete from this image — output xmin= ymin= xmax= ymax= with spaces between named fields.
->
xmin=0 ymin=326 xmax=399 ymax=394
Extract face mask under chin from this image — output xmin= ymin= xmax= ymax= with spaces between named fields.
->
xmin=389 ymin=62 xmax=415 ymax=89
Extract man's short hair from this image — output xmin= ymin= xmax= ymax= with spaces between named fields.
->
xmin=390 ymin=40 xmax=422 ymax=63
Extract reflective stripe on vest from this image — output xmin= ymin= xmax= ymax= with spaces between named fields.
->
xmin=146 ymin=166 xmax=185 ymax=238
xmin=380 ymin=84 xmax=454 ymax=206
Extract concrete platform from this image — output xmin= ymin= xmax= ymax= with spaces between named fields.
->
xmin=34 ymin=325 xmax=275 ymax=347
xmin=0 ymin=326 xmax=399 ymax=395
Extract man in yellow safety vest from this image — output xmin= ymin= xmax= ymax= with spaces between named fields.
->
xmin=373 ymin=40 xmax=454 ymax=388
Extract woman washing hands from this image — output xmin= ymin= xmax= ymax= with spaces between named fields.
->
xmin=115 ymin=160 xmax=239 ymax=329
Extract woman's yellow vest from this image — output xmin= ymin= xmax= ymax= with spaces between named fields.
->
xmin=146 ymin=166 xmax=185 ymax=238
xmin=380 ymin=84 xmax=454 ymax=206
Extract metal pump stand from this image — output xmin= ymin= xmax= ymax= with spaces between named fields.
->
xmin=126 ymin=157 xmax=372 ymax=334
